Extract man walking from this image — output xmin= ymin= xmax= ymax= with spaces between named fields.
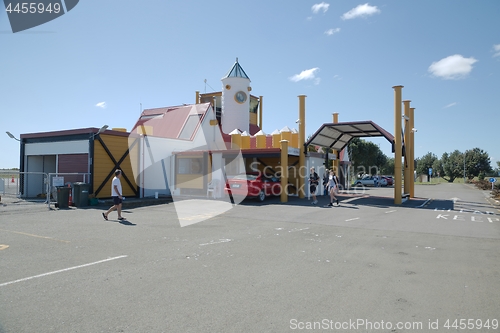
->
xmin=309 ymin=167 xmax=319 ymax=205
xmin=102 ymin=169 xmax=125 ymax=221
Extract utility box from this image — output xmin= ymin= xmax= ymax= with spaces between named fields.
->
xmin=72 ymin=182 xmax=90 ymax=207
xmin=56 ymin=186 xmax=70 ymax=209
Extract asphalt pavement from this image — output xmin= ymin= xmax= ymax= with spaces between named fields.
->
xmin=0 ymin=184 xmax=499 ymax=333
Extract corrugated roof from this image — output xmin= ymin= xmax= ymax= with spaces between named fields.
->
xmin=132 ymin=103 xmax=210 ymax=140
xmin=306 ymin=121 xmax=395 ymax=152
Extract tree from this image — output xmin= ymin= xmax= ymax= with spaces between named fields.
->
xmin=380 ymin=157 xmax=394 ymax=176
xmin=415 ymin=152 xmax=438 ymax=177
xmin=432 ymin=158 xmax=444 ymax=178
xmin=348 ymin=138 xmax=387 ymax=176
xmin=441 ymin=150 xmax=464 ymax=182
xmin=464 ymin=148 xmax=492 ymax=180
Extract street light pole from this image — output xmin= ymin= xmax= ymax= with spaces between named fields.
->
xmin=6 ymin=131 xmax=20 ymax=141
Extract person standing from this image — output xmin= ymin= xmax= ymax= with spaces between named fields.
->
xmin=323 ymin=169 xmax=330 ymax=196
xmin=328 ymin=170 xmax=339 ymax=207
xmin=102 ymin=169 xmax=125 ymax=220
xmin=309 ymin=167 xmax=320 ymax=205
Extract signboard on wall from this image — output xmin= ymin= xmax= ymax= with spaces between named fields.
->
xmin=52 ymin=176 xmax=64 ymax=187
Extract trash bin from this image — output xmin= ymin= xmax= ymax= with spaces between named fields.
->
xmin=56 ymin=186 xmax=70 ymax=209
xmin=72 ymin=182 xmax=90 ymax=207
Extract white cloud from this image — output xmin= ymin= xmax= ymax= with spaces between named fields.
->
xmin=325 ymin=28 xmax=341 ymax=36
xmin=443 ymin=102 xmax=457 ymax=109
xmin=312 ymin=2 xmax=329 ymax=14
xmin=289 ymin=67 xmax=320 ymax=82
xmin=95 ymin=102 xmax=106 ymax=109
xmin=428 ymin=54 xmax=478 ymax=80
xmin=314 ymin=78 xmax=321 ymax=85
xmin=493 ymin=44 xmax=500 ymax=58
xmin=342 ymin=3 xmax=380 ymax=20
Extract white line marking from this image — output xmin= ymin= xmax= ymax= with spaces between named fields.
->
xmin=417 ymin=198 xmax=432 ymax=208
xmin=345 ymin=217 xmax=360 ymax=222
xmin=199 ymin=239 xmax=232 ymax=246
xmin=342 ymin=197 xmax=361 ymax=204
xmin=385 ymin=210 xmax=397 ymax=214
xmin=0 ymin=255 xmax=128 ymax=287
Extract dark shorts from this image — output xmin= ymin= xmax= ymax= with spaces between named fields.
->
xmin=113 ymin=197 xmax=122 ymax=205
xmin=310 ymin=185 xmax=317 ymax=193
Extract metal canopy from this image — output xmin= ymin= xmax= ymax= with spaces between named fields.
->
xmin=306 ymin=121 xmax=395 ymax=152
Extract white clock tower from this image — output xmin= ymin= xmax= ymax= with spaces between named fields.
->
xmin=221 ymin=58 xmax=251 ymax=134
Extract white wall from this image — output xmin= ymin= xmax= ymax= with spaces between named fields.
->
xmin=25 ymin=140 xmax=88 ymax=155
xmin=129 ymin=105 xmax=227 ymax=198
xmin=221 ymin=76 xmax=250 ymax=134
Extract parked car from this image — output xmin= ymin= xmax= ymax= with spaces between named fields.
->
xmin=353 ymin=175 xmax=387 ymax=187
xmin=382 ymin=176 xmax=394 ymax=186
xmin=224 ymin=172 xmax=281 ymax=201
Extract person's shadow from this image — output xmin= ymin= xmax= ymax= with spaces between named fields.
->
xmin=118 ymin=219 xmax=136 ymax=226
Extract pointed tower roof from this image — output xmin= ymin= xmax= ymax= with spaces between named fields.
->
xmin=223 ymin=58 xmax=250 ymax=80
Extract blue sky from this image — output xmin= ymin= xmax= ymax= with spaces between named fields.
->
xmin=1 ymin=0 xmax=499 ymax=169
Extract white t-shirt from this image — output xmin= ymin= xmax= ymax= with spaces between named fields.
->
xmin=328 ymin=175 xmax=338 ymax=188
xmin=111 ymin=176 xmax=122 ymax=197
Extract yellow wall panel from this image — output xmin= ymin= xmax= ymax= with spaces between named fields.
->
xmin=93 ymin=134 xmax=138 ymax=198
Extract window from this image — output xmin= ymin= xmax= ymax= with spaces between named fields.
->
xmin=178 ymin=158 xmax=203 ymax=174
xmin=178 ymin=115 xmax=201 ymax=140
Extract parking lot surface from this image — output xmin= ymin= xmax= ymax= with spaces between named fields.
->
xmin=1 ymin=184 xmax=499 ymax=332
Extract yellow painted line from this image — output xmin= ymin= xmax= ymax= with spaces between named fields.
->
xmin=0 ymin=228 xmax=70 ymax=243
xmin=0 ymin=244 xmax=9 ymax=251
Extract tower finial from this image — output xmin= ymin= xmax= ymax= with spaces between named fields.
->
xmin=236 ymin=57 xmax=238 ymax=63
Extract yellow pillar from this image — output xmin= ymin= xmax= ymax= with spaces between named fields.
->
xmin=291 ymin=129 xmax=298 ymax=148
xmin=272 ymin=130 xmax=281 ymax=148
xmin=280 ymin=140 xmax=289 ymax=203
xmin=298 ymin=95 xmax=306 ymax=199
xmin=393 ymin=86 xmax=403 ymax=204
xmin=280 ymin=126 xmax=291 ymax=142
xmin=241 ymin=131 xmax=250 ymax=149
xmin=229 ymin=129 xmax=241 ymax=149
xmin=195 ymin=91 xmax=199 ymax=104
xmin=255 ymin=130 xmax=266 ymax=148
xmin=332 ymin=113 xmax=339 ymax=173
xmin=410 ymin=107 xmax=415 ymax=198
xmin=403 ymin=100 xmax=411 ymax=196
xmin=259 ymin=96 xmax=263 ymax=129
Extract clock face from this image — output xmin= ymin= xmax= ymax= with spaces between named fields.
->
xmin=234 ymin=91 xmax=247 ymax=104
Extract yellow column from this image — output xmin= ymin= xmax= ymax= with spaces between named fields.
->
xmin=393 ymin=86 xmax=403 ymax=204
xmin=280 ymin=126 xmax=291 ymax=142
xmin=229 ymin=129 xmax=241 ymax=149
xmin=259 ymin=96 xmax=263 ymax=129
xmin=403 ymin=100 xmax=411 ymax=195
xmin=255 ymin=130 xmax=266 ymax=148
xmin=240 ymin=131 xmax=250 ymax=149
xmin=291 ymin=129 xmax=298 ymax=148
xmin=298 ymin=95 xmax=306 ymax=199
xmin=332 ymin=113 xmax=339 ymax=173
xmin=195 ymin=91 xmax=199 ymax=104
xmin=272 ymin=130 xmax=281 ymax=148
xmin=280 ymin=140 xmax=289 ymax=203
xmin=410 ymin=107 xmax=415 ymax=198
